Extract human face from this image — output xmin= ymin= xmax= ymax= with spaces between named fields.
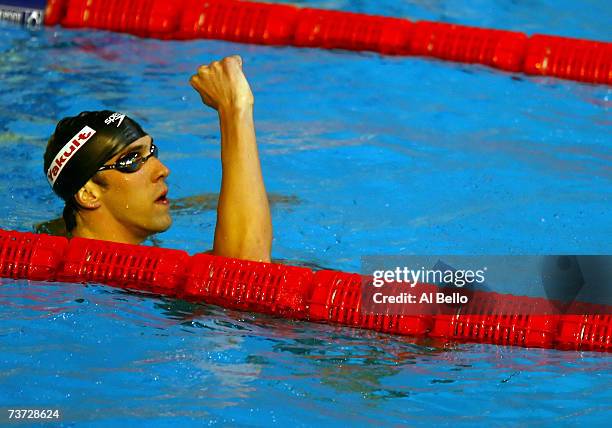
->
xmin=95 ymin=135 xmax=172 ymax=241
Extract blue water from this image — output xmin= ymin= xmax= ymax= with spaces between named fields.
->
xmin=1 ymin=0 xmax=611 ymax=426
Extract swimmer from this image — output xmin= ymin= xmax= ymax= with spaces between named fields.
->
xmin=43 ymin=55 xmax=272 ymax=262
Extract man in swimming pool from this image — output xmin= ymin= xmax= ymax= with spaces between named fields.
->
xmin=43 ymin=55 xmax=272 ymax=262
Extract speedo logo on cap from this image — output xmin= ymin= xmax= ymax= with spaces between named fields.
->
xmin=47 ymin=126 xmax=96 ymax=187
xmin=105 ymin=112 xmax=125 ymax=127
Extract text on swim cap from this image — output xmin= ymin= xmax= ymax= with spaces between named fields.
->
xmin=47 ymin=126 xmax=96 ymax=187
xmin=105 ymin=112 xmax=125 ymax=127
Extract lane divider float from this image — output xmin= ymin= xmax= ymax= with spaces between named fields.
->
xmin=1 ymin=228 xmax=610 ymax=352
xmin=38 ymin=0 xmax=612 ymax=85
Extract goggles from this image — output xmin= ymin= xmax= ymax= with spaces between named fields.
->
xmin=97 ymin=142 xmax=158 ymax=173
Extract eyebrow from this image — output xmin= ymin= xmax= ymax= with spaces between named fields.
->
xmin=117 ymin=143 xmax=148 ymax=157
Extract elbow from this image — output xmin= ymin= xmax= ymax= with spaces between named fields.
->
xmin=214 ymin=223 xmax=273 ymax=263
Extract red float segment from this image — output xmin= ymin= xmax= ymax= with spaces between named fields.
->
xmin=44 ymin=0 xmax=69 ymax=26
xmin=294 ymin=8 xmax=412 ymax=55
xmin=124 ymin=0 xmax=151 ymax=36
xmin=97 ymin=0 xmax=119 ymax=32
xmin=308 ymin=271 xmax=434 ymax=336
xmin=116 ymin=0 xmax=137 ymax=33
xmin=112 ymin=0 xmax=131 ymax=33
xmin=409 ymin=21 xmax=528 ymax=71
xmin=377 ymin=18 xmax=414 ymax=55
xmin=100 ymin=0 xmax=125 ymax=32
xmin=431 ymin=314 xmax=559 ymax=349
xmin=60 ymin=0 xmax=166 ymax=37
xmin=524 ymin=35 xmax=612 ymax=85
xmin=60 ymin=0 xmax=87 ymax=28
xmin=87 ymin=0 xmax=108 ymax=30
xmin=575 ymin=315 xmax=612 ymax=352
xmin=109 ymin=0 xmax=133 ymax=33
xmin=556 ymin=314 xmax=612 ymax=352
xmin=149 ymin=0 xmax=182 ymax=37
xmin=177 ymin=0 xmax=299 ymax=45
xmin=134 ymin=0 xmax=157 ymax=37
xmin=182 ymin=253 xmax=313 ymax=318
xmin=308 ymin=270 xmax=363 ymax=324
xmin=429 ymin=290 xmax=560 ymax=348
xmin=56 ymin=237 xmax=189 ymax=295
xmin=0 ymin=230 xmax=67 ymax=281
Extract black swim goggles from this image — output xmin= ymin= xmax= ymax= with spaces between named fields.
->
xmin=97 ymin=143 xmax=158 ymax=173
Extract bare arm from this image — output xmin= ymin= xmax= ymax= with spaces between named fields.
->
xmin=189 ymin=56 xmax=272 ymax=262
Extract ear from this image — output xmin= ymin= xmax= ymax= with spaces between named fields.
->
xmin=74 ymin=180 xmax=103 ymax=210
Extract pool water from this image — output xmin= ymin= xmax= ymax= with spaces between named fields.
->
xmin=1 ymin=0 xmax=611 ymax=425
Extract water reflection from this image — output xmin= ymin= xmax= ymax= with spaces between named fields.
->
xmin=152 ymin=294 xmax=453 ymax=401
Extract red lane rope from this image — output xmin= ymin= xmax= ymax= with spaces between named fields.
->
xmin=1 ymin=229 xmax=610 ymax=352
xmin=42 ymin=0 xmax=611 ymax=85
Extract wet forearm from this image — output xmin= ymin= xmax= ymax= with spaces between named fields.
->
xmin=213 ymin=105 xmax=272 ymax=261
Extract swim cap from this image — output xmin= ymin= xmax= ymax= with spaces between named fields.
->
xmin=44 ymin=110 xmax=148 ymax=201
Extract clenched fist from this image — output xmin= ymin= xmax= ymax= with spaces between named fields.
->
xmin=189 ymin=55 xmax=254 ymax=113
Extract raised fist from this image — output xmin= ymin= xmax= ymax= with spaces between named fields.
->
xmin=189 ymin=55 xmax=254 ymax=112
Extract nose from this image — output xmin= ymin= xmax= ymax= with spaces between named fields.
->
xmin=150 ymin=156 xmax=170 ymax=182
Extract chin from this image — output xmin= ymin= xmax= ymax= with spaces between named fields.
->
xmin=142 ymin=214 xmax=173 ymax=236
xmin=156 ymin=215 xmax=172 ymax=233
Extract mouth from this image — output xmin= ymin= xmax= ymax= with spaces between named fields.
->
xmin=155 ymin=189 xmax=169 ymax=205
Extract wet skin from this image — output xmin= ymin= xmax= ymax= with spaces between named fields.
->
xmin=72 ymin=135 xmax=172 ymax=244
